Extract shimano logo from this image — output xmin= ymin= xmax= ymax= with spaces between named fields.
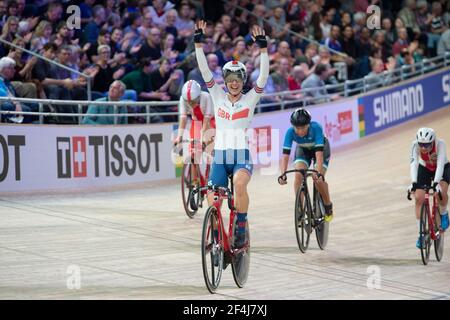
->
xmin=373 ymin=84 xmax=424 ymax=128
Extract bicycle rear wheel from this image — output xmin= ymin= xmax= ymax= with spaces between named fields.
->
xmin=201 ymin=206 xmax=223 ymax=293
xmin=295 ymin=186 xmax=311 ymax=253
xmin=420 ymin=204 xmax=431 ymax=265
xmin=314 ymin=189 xmax=329 ymax=250
xmin=231 ymin=219 xmax=250 ymax=288
xmin=181 ymin=163 xmax=200 ymax=218
xmin=434 ymin=209 xmax=445 ymax=262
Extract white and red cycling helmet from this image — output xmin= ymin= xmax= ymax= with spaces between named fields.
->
xmin=182 ymin=80 xmax=201 ymax=103
xmin=416 ymin=127 xmax=436 ymax=144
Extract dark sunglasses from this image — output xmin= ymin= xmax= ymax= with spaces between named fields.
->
xmin=418 ymin=142 xmax=432 ymax=148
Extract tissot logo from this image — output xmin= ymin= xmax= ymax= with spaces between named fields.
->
xmin=0 ymin=135 xmax=26 ymax=182
xmin=56 ymin=134 xmax=163 ymax=179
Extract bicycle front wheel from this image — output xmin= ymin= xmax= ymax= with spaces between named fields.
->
xmin=181 ymin=164 xmax=199 ymax=218
xmin=231 ymin=219 xmax=250 ymax=288
xmin=295 ymin=186 xmax=311 ymax=253
xmin=201 ymin=206 xmax=223 ymax=293
xmin=434 ymin=209 xmax=445 ymax=262
xmin=314 ymin=190 xmax=329 ymax=250
xmin=420 ymin=203 xmax=431 ymax=265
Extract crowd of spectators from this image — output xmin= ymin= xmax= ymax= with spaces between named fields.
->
xmin=0 ymin=0 xmax=449 ymax=124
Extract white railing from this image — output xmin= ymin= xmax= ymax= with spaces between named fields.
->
xmin=1 ymin=52 xmax=449 ymax=124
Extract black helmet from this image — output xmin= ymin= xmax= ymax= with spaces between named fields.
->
xmin=290 ymin=108 xmax=311 ymax=126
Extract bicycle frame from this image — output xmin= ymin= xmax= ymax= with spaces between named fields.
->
xmin=425 ymin=190 xmax=441 ymax=241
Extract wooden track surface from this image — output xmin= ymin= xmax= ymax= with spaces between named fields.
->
xmin=1 ymin=107 xmax=450 ymax=300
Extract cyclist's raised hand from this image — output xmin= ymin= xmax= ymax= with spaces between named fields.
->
xmin=278 ymin=174 xmax=287 ymax=185
xmin=251 ymin=25 xmax=268 ymax=50
xmin=195 ymin=20 xmax=207 ymax=33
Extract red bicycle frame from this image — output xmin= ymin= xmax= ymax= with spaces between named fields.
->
xmin=424 ymin=190 xmax=441 ymax=241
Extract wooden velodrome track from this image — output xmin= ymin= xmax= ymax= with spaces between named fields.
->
xmin=1 ymin=107 xmax=450 ymax=300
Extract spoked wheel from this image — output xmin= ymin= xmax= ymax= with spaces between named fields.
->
xmin=231 ymin=220 xmax=250 ymax=288
xmin=201 ymin=206 xmax=223 ymax=293
xmin=434 ymin=209 xmax=445 ymax=262
xmin=420 ymin=204 xmax=431 ymax=265
xmin=314 ymin=190 xmax=329 ymax=250
xmin=295 ymin=187 xmax=311 ymax=253
xmin=181 ymin=164 xmax=200 ymax=218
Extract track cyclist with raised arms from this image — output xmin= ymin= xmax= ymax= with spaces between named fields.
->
xmin=194 ymin=20 xmax=269 ymax=249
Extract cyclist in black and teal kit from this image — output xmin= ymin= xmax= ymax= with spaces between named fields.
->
xmin=278 ymin=108 xmax=333 ymax=221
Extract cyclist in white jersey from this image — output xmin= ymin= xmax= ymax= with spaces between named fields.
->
xmin=194 ymin=20 xmax=269 ymax=249
xmin=409 ymin=127 xmax=450 ymax=248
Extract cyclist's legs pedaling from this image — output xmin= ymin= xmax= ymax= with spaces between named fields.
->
xmin=209 ymin=149 xmax=253 ymax=248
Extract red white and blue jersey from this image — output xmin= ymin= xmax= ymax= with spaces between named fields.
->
xmin=195 ymin=47 xmax=269 ymax=150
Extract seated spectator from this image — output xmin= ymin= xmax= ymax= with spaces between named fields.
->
xmin=295 ymin=43 xmax=318 ymax=70
xmin=215 ymin=40 xmax=234 ymax=67
xmin=321 ymin=25 xmax=342 ymax=53
xmin=392 ymin=27 xmax=410 ymax=56
xmin=427 ymin=1 xmax=446 ymax=56
xmin=86 ymin=29 xmax=111 ymax=64
xmin=0 ymin=57 xmax=37 ymax=123
xmin=437 ymin=21 xmax=450 ymax=55
xmin=30 ymin=20 xmax=52 ymax=52
xmin=50 ymin=21 xmax=72 ymax=47
xmin=270 ymin=57 xmax=291 ymax=92
xmin=232 ymin=37 xmax=249 ymax=64
xmin=270 ymin=41 xmax=294 ymax=72
xmin=82 ymin=5 xmax=106 ymax=45
xmin=301 ymin=63 xmax=339 ymax=104
xmin=372 ymin=30 xmax=391 ymax=62
xmin=0 ymin=16 xmax=19 ymax=56
xmin=175 ymin=2 xmax=195 ymax=40
xmin=135 ymin=27 xmax=162 ymax=67
xmin=364 ymin=58 xmax=396 ymax=90
xmin=149 ymin=0 xmax=175 ymax=28
xmin=287 ymin=64 xmax=308 ymax=91
xmin=7 ymin=38 xmax=38 ymax=99
xmin=91 ymin=44 xmax=137 ymax=101
xmin=123 ymin=12 xmax=144 ymax=50
xmin=397 ymin=0 xmax=421 ymax=37
xmin=82 ymin=80 xmax=128 ymax=125
xmin=122 ymin=58 xmax=170 ymax=102
xmin=382 ymin=17 xmax=395 ymax=48
xmin=163 ymin=8 xmax=179 ymax=38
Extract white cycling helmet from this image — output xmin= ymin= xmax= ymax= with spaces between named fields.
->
xmin=181 ymin=80 xmax=201 ymax=103
xmin=416 ymin=127 xmax=436 ymax=144
xmin=222 ymin=60 xmax=247 ymax=83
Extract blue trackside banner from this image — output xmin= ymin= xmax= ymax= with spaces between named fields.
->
xmin=358 ymin=67 xmax=450 ymax=136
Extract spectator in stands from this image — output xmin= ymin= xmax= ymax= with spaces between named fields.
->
xmin=288 ymin=21 xmax=309 ymax=57
xmin=1 ymin=16 xmax=19 ymax=44
xmin=30 ymin=20 xmax=52 ymax=52
xmin=82 ymin=5 xmax=106 ymax=45
xmin=176 ymin=2 xmax=194 ymax=40
xmin=287 ymin=64 xmax=308 ymax=91
xmin=41 ymin=3 xmax=63 ymax=33
xmin=7 ymin=38 xmax=38 ymax=99
xmin=122 ymin=58 xmax=170 ymax=102
xmin=110 ymin=28 xmax=124 ymax=57
xmin=271 ymin=57 xmax=292 ymax=93
xmin=393 ymin=27 xmax=410 ymax=56
xmin=437 ymin=20 xmax=450 ymax=55
xmin=301 ymin=63 xmax=339 ymax=104
xmin=0 ymin=0 xmax=7 ymax=28
xmin=82 ymin=80 xmax=128 ymax=125
xmin=322 ymin=25 xmax=342 ymax=53
xmin=86 ymin=29 xmax=111 ymax=64
xmin=270 ymin=41 xmax=294 ymax=72
xmin=365 ymin=57 xmax=396 ymax=90
xmin=149 ymin=0 xmax=175 ymax=27
xmin=382 ymin=17 xmax=395 ymax=48
xmin=372 ymin=30 xmax=391 ymax=62
xmin=79 ymin=0 xmax=96 ymax=26
xmin=398 ymin=0 xmax=421 ymax=36
xmin=51 ymin=21 xmax=72 ymax=47
xmin=320 ymin=7 xmax=335 ymax=40
xmin=427 ymin=1 xmax=446 ymax=56
xmin=295 ymin=43 xmax=317 ymax=70
xmin=215 ymin=40 xmax=234 ymax=67
xmin=123 ymin=12 xmax=144 ymax=50
xmin=136 ymin=27 xmax=162 ymax=66
xmin=232 ymin=37 xmax=249 ymax=64
xmin=269 ymin=6 xmax=290 ymax=41
xmin=91 ymin=44 xmax=137 ymax=101
xmin=150 ymin=57 xmax=183 ymax=101
xmin=0 ymin=56 xmax=37 ymax=123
